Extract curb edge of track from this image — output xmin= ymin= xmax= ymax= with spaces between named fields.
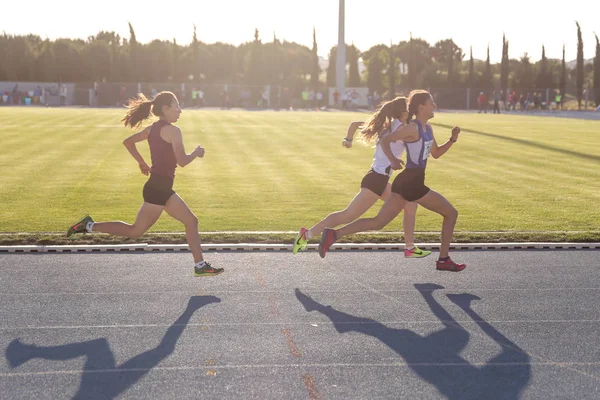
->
xmin=1 ymin=243 xmax=600 ymax=253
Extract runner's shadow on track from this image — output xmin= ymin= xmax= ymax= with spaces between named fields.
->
xmin=6 ymin=295 xmax=220 ymax=400
xmin=295 ymin=285 xmax=531 ymax=400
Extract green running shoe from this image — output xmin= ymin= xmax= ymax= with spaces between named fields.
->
xmin=292 ymin=227 xmax=309 ymax=255
xmin=194 ymin=263 xmax=224 ymax=277
xmin=404 ymin=246 xmax=432 ymax=258
xmin=67 ymin=215 xmax=94 ymax=237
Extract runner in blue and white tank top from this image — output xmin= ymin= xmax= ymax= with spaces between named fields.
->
xmin=293 ymin=96 xmax=431 ymax=259
xmin=319 ymin=90 xmax=467 ymax=272
xmin=404 ymin=120 xmax=434 ymax=169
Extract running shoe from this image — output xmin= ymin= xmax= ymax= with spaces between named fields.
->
xmin=292 ymin=227 xmax=309 ymax=255
xmin=436 ymin=257 xmax=467 ymax=272
xmin=67 ymin=215 xmax=94 ymax=237
xmin=194 ymin=263 xmax=224 ymax=277
xmin=318 ymin=228 xmax=337 ymax=258
xmin=404 ymin=246 xmax=432 ymax=258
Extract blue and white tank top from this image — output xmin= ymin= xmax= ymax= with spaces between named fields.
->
xmin=405 ymin=120 xmax=434 ymax=169
xmin=371 ymin=119 xmax=406 ymax=176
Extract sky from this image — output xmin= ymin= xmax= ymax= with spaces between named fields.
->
xmin=4 ymin=0 xmax=599 ymax=63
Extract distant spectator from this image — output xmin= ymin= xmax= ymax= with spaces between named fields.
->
xmin=191 ymin=88 xmax=198 ymax=107
xmin=198 ymin=89 xmax=205 ymax=107
xmin=342 ymin=89 xmax=352 ymax=110
xmin=351 ymin=89 xmax=359 ymax=110
xmin=259 ymin=88 xmax=269 ymax=109
xmin=519 ymin=94 xmax=525 ymax=111
xmin=12 ymin=84 xmax=19 ymax=105
xmin=316 ymin=91 xmax=323 ymax=109
xmin=510 ymin=90 xmax=517 ymax=111
xmin=524 ymin=92 xmax=532 ymax=110
xmin=478 ymin=92 xmax=487 ymax=113
xmin=533 ymin=92 xmax=541 ymax=110
xmin=221 ymin=88 xmax=230 ymax=109
xmin=493 ymin=90 xmax=501 ymax=114
xmin=302 ymin=89 xmax=309 ymax=111
xmin=34 ymin=85 xmax=42 ymax=104
xmin=60 ymin=84 xmax=68 ymax=106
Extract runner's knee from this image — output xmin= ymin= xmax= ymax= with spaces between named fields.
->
xmin=184 ymin=214 xmax=199 ymax=228
xmin=445 ymin=206 xmax=458 ymax=221
xmin=130 ymin=225 xmax=148 ymax=239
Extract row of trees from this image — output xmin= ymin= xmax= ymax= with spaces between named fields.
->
xmin=1 ymin=22 xmax=599 ymax=106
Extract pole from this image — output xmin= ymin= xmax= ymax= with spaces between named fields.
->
xmin=336 ymin=0 xmax=346 ymax=108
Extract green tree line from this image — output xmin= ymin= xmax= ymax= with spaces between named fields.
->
xmin=1 ymin=22 xmax=598 ymax=105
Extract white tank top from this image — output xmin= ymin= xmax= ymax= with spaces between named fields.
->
xmin=370 ymin=119 xmax=406 ymax=176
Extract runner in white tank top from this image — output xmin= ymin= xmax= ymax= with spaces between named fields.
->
xmin=370 ymin=118 xmax=406 ymax=176
xmin=293 ymin=96 xmax=431 ymax=259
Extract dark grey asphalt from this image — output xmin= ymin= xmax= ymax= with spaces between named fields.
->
xmin=1 ymin=249 xmax=599 ymax=399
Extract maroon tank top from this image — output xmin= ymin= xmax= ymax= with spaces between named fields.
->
xmin=148 ymin=119 xmax=177 ymax=178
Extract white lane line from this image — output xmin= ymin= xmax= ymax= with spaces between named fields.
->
xmin=2 ymin=361 xmax=600 ymax=378
xmin=2 ymin=287 xmax=600 ymax=296
xmin=3 ymin=319 xmax=600 ymax=330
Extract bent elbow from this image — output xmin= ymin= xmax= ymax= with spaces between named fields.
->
xmin=123 ymin=139 xmax=136 ymax=149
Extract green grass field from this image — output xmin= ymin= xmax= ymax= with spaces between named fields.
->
xmin=1 ymin=108 xmax=599 ymax=238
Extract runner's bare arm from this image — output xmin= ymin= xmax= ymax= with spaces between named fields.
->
xmin=345 ymin=121 xmax=364 ymax=140
xmin=379 ymin=123 xmax=418 ymax=166
xmin=430 ymin=125 xmax=460 ymax=159
xmin=123 ymin=126 xmax=150 ymax=167
xmin=342 ymin=121 xmax=364 ymax=148
xmin=166 ymin=125 xmax=202 ymax=167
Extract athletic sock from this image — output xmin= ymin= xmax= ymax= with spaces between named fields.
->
xmin=438 ymin=256 xmax=449 ymax=262
xmin=86 ymin=222 xmax=94 ymax=233
xmin=305 ymin=229 xmax=313 ymax=240
xmin=195 ymin=260 xmax=207 ymax=268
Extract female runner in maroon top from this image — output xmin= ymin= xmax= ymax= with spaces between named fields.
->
xmin=67 ymin=91 xmax=223 ymax=277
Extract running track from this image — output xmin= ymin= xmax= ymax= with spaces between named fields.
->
xmin=1 ymin=249 xmax=599 ymax=399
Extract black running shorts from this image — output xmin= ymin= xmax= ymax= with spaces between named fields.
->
xmin=360 ymin=169 xmax=390 ymax=197
xmin=142 ymin=174 xmax=176 ymax=206
xmin=391 ymin=168 xmax=430 ymax=202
